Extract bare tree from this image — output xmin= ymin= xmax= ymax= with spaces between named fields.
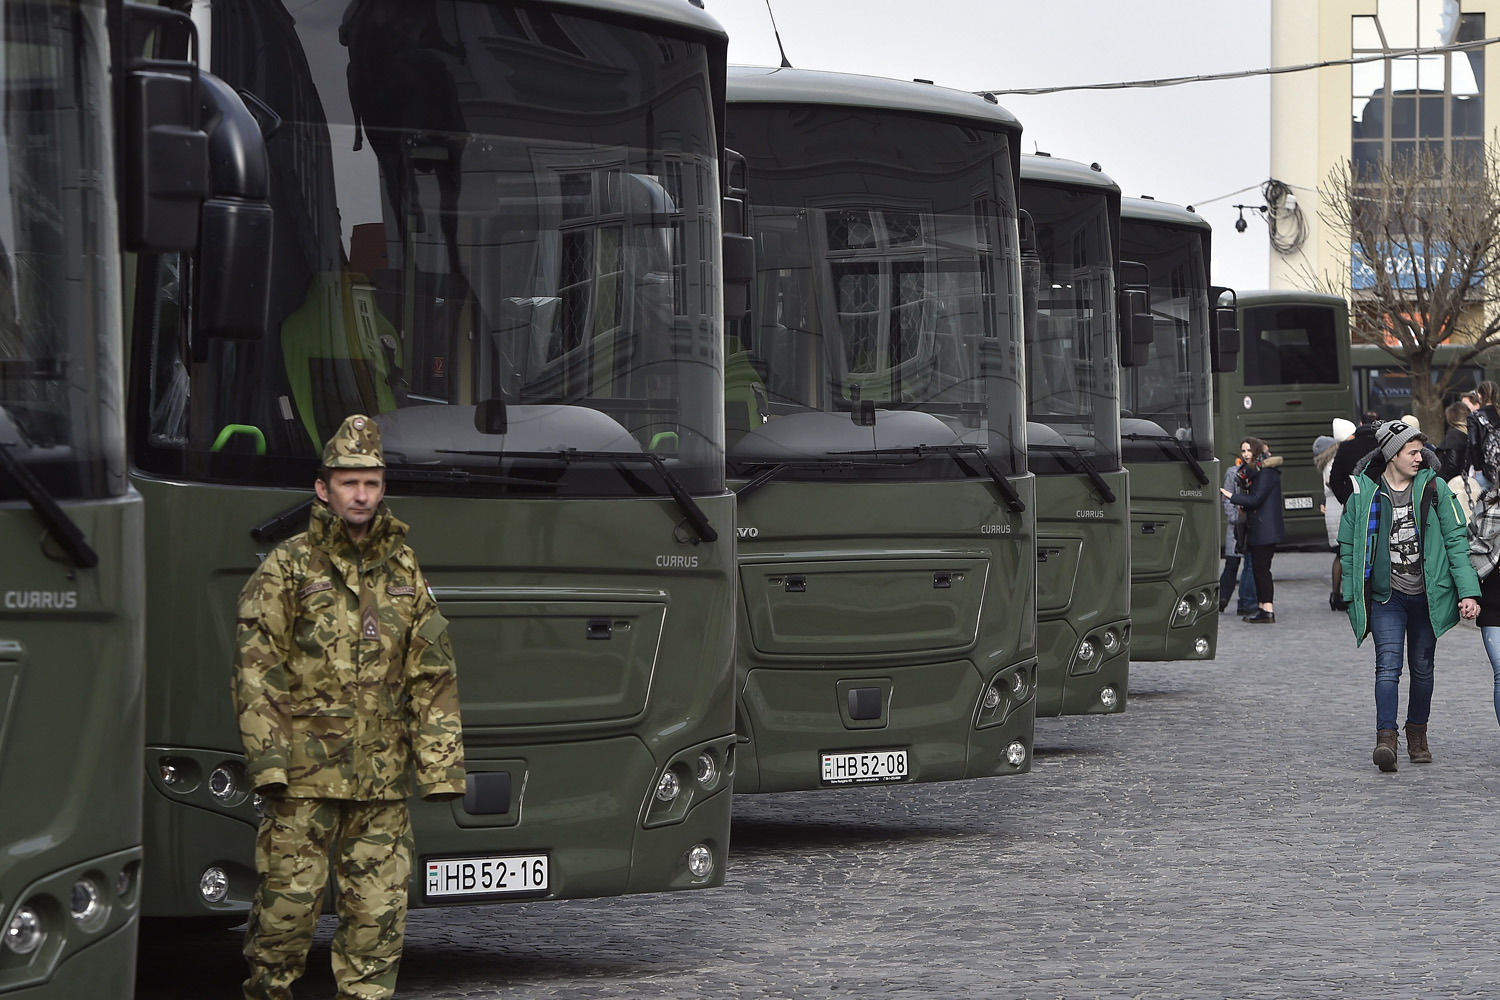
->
xmin=1319 ymin=143 xmax=1500 ymax=433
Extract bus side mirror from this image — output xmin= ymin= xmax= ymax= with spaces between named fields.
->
xmin=193 ymin=73 xmax=274 ymax=341
xmin=121 ymin=4 xmax=209 ymax=251
xmin=721 ymin=148 xmax=754 ymax=321
xmin=1206 ymin=289 xmax=1242 ymax=374
xmin=474 ymin=397 xmax=508 ymax=435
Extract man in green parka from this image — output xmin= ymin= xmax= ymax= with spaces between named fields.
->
xmin=234 ymin=414 xmax=466 ymax=999
xmin=1338 ymin=419 xmax=1480 ymax=773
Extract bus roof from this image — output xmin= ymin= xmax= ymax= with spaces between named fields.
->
xmin=1120 ymin=195 xmax=1210 ymax=233
xmin=726 ymin=65 xmax=1022 ymax=132
xmin=544 ymin=0 xmax=727 ymax=42
xmin=1234 ymin=289 xmax=1347 ymax=309
xmin=1020 ymin=154 xmax=1120 ymax=195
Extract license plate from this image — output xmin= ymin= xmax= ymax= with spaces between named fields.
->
xmin=424 ymin=854 xmax=549 ymax=900
xmin=820 ymin=749 xmax=909 ymax=785
xmin=1283 ymin=496 xmax=1315 ymax=510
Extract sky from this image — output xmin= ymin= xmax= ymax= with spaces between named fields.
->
xmin=703 ymin=0 xmax=1275 ymax=291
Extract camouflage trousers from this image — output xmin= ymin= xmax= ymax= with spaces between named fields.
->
xmin=243 ymin=797 xmax=413 ymax=1000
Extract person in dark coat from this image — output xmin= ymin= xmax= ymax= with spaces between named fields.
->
xmin=1221 ymin=436 xmax=1285 ymax=623
xmin=1468 ymin=380 xmax=1500 ymax=489
xmin=1331 ymin=419 xmax=1380 ymax=507
xmin=1437 ymin=401 xmax=1471 ymax=482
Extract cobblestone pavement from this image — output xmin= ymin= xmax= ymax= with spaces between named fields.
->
xmin=137 ymin=552 xmax=1500 ymax=999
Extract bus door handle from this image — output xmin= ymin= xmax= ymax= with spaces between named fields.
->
xmin=784 ymin=575 xmax=807 ymax=593
xmin=586 ymin=619 xmax=613 ymax=640
xmin=933 ymin=571 xmax=953 ymax=588
xmin=1140 ymin=522 xmax=1160 ymax=534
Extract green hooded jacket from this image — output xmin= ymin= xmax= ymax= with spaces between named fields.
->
xmin=1337 ymin=463 xmax=1479 ymax=645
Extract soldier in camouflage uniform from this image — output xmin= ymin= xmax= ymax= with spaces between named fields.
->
xmin=234 ymin=414 xmax=465 ymax=1000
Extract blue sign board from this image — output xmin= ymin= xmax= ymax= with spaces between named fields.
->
xmin=1351 ymin=242 xmax=1484 ymax=291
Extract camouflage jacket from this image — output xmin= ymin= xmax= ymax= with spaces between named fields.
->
xmin=233 ymin=501 xmax=465 ymax=800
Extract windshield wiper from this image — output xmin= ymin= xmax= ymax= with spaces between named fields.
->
xmin=830 ymin=443 xmax=1025 ymax=513
xmin=728 ymin=456 xmax=880 ymax=502
xmin=438 ymin=448 xmax=717 ymax=542
xmin=1122 ymin=432 xmax=1210 ymax=486
xmin=1029 ymin=442 xmax=1118 ymax=503
xmin=0 ymin=440 xmax=99 ymax=569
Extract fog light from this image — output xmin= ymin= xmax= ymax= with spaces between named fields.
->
xmin=654 ymin=771 xmax=681 ymax=803
xmin=983 ymin=685 xmax=1001 ymax=710
xmin=686 ymin=844 xmax=714 ymax=878
xmin=4 ymin=907 xmax=42 ymax=955
xmin=70 ymin=879 xmax=102 ymax=924
xmin=1077 ymin=639 xmax=1095 ymax=663
xmin=1175 ymin=598 xmax=1192 ymax=619
xmin=199 ymin=867 xmax=229 ymax=904
xmin=208 ymin=765 xmax=239 ymax=803
xmin=695 ymin=752 xmax=717 ymax=788
xmin=1099 ymin=686 xmax=1119 ymax=710
xmin=1194 ymin=636 xmax=1211 ymax=656
xmin=1101 ymin=628 xmax=1119 ymax=652
xmin=1004 ymin=741 xmax=1027 ymax=766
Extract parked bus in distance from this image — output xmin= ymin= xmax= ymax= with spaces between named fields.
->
xmin=1 ymin=0 xmax=242 ymax=991
xmin=1118 ymin=198 xmax=1233 ymax=661
xmin=128 ymin=0 xmax=742 ymax=918
xmin=1018 ymin=155 xmax=1131 ymax=716
xmin=1351 ymin=342 xmax=1500 ymax=423
xmin=722 ymin=67 xmax=1035 ymax=793
xmin=1213 ymin=291 xmax=1353 ymax=548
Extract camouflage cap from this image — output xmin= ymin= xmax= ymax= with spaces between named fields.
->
xmin=322 ymin=414 xmax=384 ymax=468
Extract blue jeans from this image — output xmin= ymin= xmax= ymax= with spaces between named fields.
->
xmin=1481 ymin=626 xmax=1500 ymax=728
xmin=1237 ymin=551 xmax=1257 ymax=612
xmin=1369 ymin=590 xmax=1436 ymax=731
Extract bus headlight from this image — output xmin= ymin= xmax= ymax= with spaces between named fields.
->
xmin=1005 ymin=741 xmax=1027 ymax=767
xmin=70 ymin=879 xmax=103 ymax=925
xmin=208 ymin=766 xmax=238 ymax=803
xmin=686 ymin=844 xmax=714 ymax=879
xmin=1100 ymin=686 xmax=1119 ymax=710
xmin=1077 ymin=639 xmax=1095 ymax=663
xmin=983 ymin=685 xmax=1002 ymax=710
xmin=4 ymin=907 xmax=43 ymax=955
xmin=1175 ymin=598 xmax=1193 ymax=620
xmin=199 ymin=867 xmax=229 ymax=904
xmin=1101 ymin=627 xmax=1120 ymax=653
xmin=1195 ymin=636 xmax=1211 ymax=656
xmin=695 ymin=752 xmax=718 ymax=789
xmin=1010 ymin=669 xmax=1027 ymax=696
xmin=654 ymin=771 xmax=681 ymax=803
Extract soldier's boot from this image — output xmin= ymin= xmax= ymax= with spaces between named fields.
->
xmin=1405 ymin=723 xmax=1433 ymax=764
xmin=1373 ymin=728 xmax=1399 ymax=772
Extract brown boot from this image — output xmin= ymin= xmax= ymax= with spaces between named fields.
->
xmin=1405 ymin=723 xmax=1432 ymax=763
xmin=1373 ymin=729 xmax=1398 ymax=772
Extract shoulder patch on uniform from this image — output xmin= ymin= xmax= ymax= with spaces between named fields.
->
xmin=387 ymin=585 xmax=416 ymax=597
xmin=298 ymin=580 xmax=335 ymax=599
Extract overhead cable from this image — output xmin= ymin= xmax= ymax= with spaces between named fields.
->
xmin=983 ymin=34 xmax=1499 ymax=96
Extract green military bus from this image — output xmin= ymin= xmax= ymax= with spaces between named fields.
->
xmin=127 ymin=0 xmax=741 ymax=917
xmin=0 ymin=2 xmax=144 ymax=990
xmin=1 ymin=0 xmax=243 ymax=990
xmin=1351 ymin=342 xmax=1500 ymax=423
xmin=1018 ymin=155 xmax=1131 ymax=716
xmin=722 ymin=67 xmax=1035 ymax=793
xmin=1118 ymin=198 xmax=1225 ymax=661
xmin=1212 ymin=291 xmax=1353 ymax=548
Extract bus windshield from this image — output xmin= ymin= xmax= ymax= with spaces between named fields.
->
xmin=0 ymin=0 xmax=122 ymax=503
xmin=133 ymin=1 xmax=725 ymax=496
xmin=1241 ymin=303 xmax=1342 ymax=386
xmin=1119 ymin=222 xmax=1214 ymax=462
xmin=723 ymin=105 xmax=1026 ymax=478
xmin=1022 ymin=183 xmax=1120 ymax=474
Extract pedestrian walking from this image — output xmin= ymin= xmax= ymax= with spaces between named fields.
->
xmin=1437 ymin=401 xmax=1470 ymax=482
xmin=1338 ymin=418 xmax=1479 ymax=773
xmin=1219 ymin=461 xmax=1254 ymax=613
xmin=1318 ymin=417 xmax=1356 ymax=611
xmin=1468 ymin=380 xmax=1500 ymax=489
xmin=1221 ymin=437 xmax=1283 ymax=624
xmin=233 ymin=413 xmax=466 ymax=1000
